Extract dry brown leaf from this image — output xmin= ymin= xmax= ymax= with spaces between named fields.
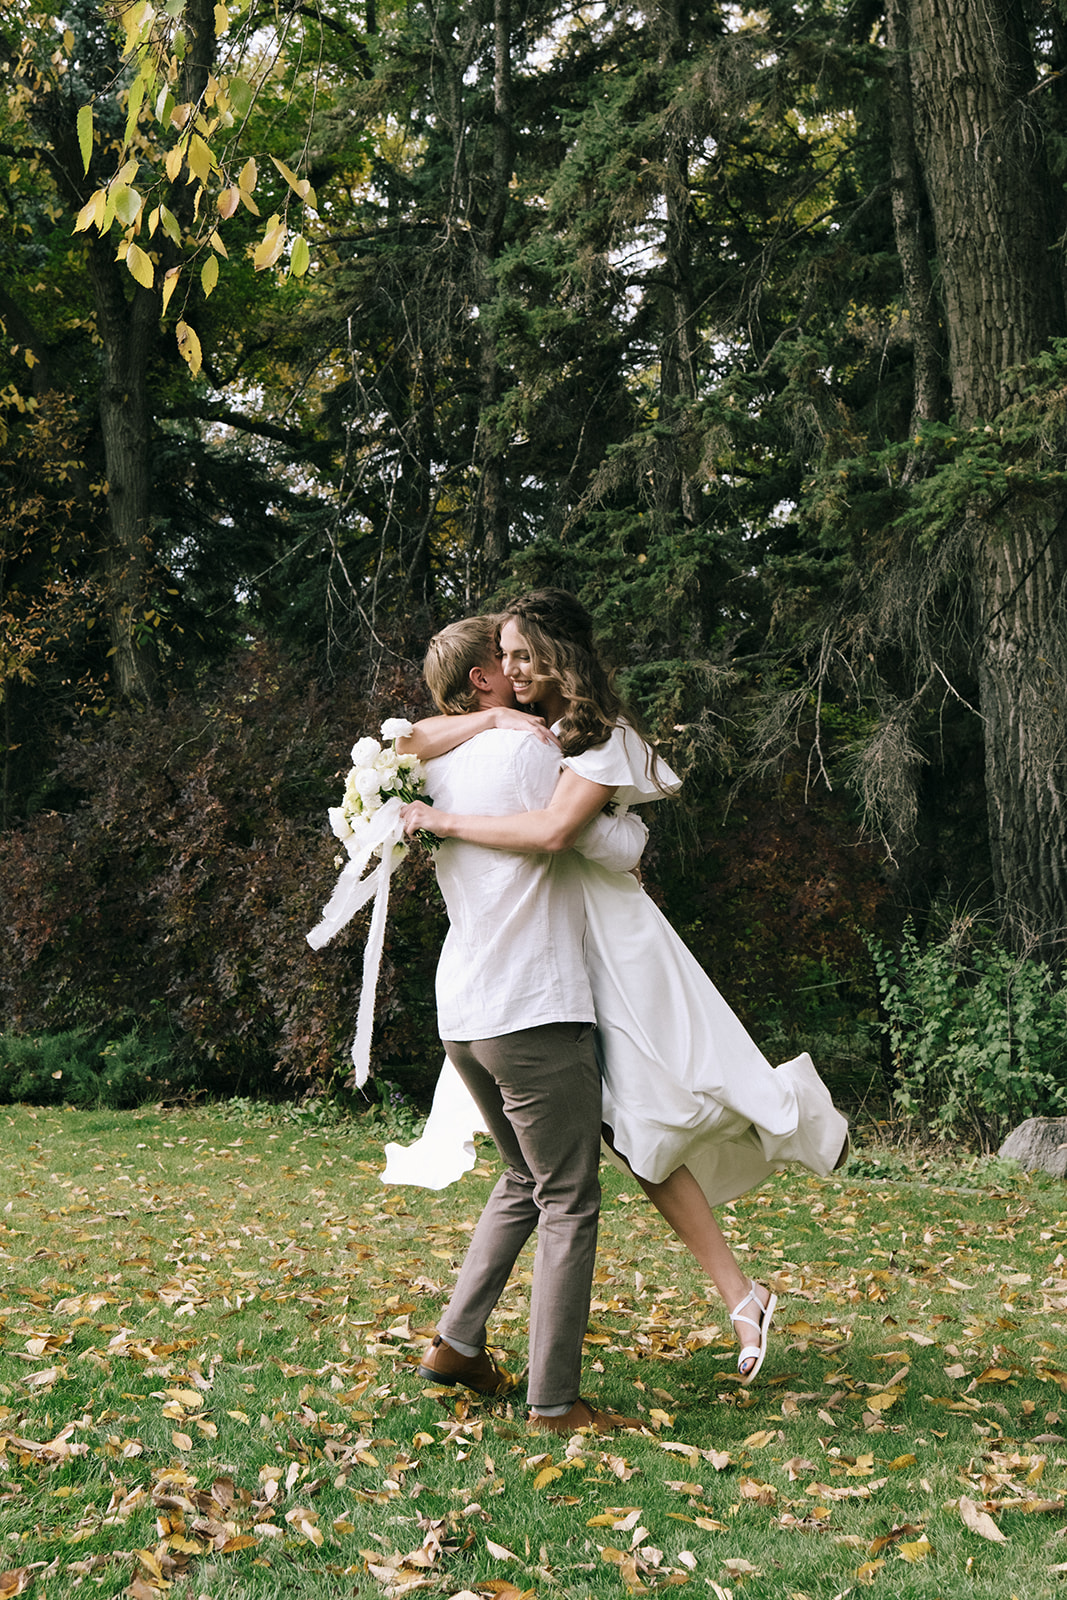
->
xmin=0 ymin=1571 xmax=35 ymax=1600
xmin=724 ymin=1556 xmax=763 ymax=1577
xmin=959 ymin=1496 xmax=1008 ymax=1543
xmin=738 ymin=1478 xmax=776 ymax=1505
xmin=126 ymin=1579 xmax=163 ymax=1600
xmin=869 ymin=1522 xmax=925 ymax=1555
xmin=22 ymin=1367 xmax=63 ymax=1389
xmin=618 ymin=1553 xmax=650 ymax=1593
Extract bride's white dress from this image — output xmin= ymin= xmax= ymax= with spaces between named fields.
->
xmin=382 ymin=723 xmax=847 ymax=1205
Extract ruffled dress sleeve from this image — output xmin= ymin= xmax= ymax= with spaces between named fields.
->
xmin=561 ymin=720 xmax=681 ymax=805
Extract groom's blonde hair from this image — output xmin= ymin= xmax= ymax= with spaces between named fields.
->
xmin=423 ymin=616 xmax=500 ymax=714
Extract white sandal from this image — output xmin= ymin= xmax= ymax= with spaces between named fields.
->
xmin=730 ymin=1280 xmax=777 ymax=1383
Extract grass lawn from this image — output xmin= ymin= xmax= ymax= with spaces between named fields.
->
xmin=0 ymin=1102 xmax=1065 ymax=1600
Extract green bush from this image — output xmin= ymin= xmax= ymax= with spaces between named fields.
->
xmin=0 ymin=640 xmax=446 ymax=1102
xmin=0 ymin=1027 xmax=193 ymax=1109
xmin=870 ymin=916 xmax=1067 ymax=1146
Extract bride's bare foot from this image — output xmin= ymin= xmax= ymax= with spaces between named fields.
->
xmin=730 ymin=1281 xmax=776 ymax=1382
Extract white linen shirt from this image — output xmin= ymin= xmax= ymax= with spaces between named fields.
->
xmin=427 ymin=728 xmax=643 ymax=1041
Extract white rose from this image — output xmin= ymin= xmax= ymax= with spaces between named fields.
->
xmin=381 ymin=717 xmax=414 ymax=742
xmin=328 ymin=806 xmax=353 ymax=841
xmin=354 ymin=767 xmax=382 ymax=798
xmin=350 ymin=736 xmax=382 ymax=767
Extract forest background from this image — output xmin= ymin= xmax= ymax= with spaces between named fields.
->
xmin=3 ymin=0 xmax=1067 ymax=1147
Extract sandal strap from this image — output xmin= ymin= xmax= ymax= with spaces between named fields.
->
xmin=731 ymin=1280 xmax=774 ymax=1380
xmin=729 ymin=1284 xmax=766 ymax=1334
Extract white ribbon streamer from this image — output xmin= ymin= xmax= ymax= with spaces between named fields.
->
xmin=306 ymin=795 xmax=407 ymax=1088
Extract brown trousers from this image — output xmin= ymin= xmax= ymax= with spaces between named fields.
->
xmin=439 ymin=1021 xmax=601 ymax=1408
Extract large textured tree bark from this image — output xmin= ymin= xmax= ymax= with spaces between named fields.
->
xmin=908 ymin=0 xmax=1067 ymax=946
xmin=884 ymin=0 xmax=946 ymax=440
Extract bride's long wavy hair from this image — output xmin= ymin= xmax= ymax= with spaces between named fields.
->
xmin=499 ymin=589 xmax=626 ymax=757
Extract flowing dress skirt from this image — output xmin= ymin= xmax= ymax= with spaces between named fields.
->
xmin=382 ymin=859 xmax=846 ymax=1205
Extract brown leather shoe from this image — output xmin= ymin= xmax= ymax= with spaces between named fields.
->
xmin=416 ymin=1334 xmax=514 ymax=1395
xmin=528 ymin=1398 xmax=646 ymax=1435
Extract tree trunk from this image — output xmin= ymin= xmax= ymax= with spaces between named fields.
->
xmin=972 ymin=500 xmax=1067 ymax=942
xmin=657 ymin=0 xmax=702 ymax=530
xmin=884 ymin=0 xmax=946 ymax=440
xmin=470 ymin=0 xmax=514 ymax=582
xmin=908 ymin=0 xmax=1067 ymax=947
xmin=86 ymin=237 xmax=160 ymax=705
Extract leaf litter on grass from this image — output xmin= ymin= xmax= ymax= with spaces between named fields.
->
xmin=1 ymin=1107 xmax=1067 ymax=1598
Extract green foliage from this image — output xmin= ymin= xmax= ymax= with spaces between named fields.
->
xmin=0 ymin=638 xmax=447 ymax=1100
xmin=658 ymin=763 xmax=889 ymax=1069
xmin=870 ymin=917 xmax=1067 ymax=1147
xmin=0 ymin=1026 xmax=189 ymax=1108
xmin=362 ymin=1076 xmax=427 ymax=1142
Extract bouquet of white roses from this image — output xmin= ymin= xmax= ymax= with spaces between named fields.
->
xmin=327 ymin=717 xmax=434 ymax=863
xmin=308 ymin=717 xmax=434 ymax=1088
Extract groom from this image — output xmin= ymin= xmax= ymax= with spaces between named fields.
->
xmin=405 ymin=616 xmax=646 ymax=1434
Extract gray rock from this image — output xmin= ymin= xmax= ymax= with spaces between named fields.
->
xmin=997 ymin=1118 xmax=1067 ymax=1178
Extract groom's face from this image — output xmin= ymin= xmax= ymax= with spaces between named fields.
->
xmin=476 ymin=649 xmax=515 ymax=708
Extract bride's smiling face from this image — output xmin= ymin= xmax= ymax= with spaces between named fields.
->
xmin=499 ymin=617 xmax=557 ymax=709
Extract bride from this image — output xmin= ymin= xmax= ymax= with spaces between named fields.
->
xmin=395 ymin=589 xmax=848 ymax=1381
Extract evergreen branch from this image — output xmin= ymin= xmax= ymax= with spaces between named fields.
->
xmin=157 ymin=406 xmax=310 ymax=450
